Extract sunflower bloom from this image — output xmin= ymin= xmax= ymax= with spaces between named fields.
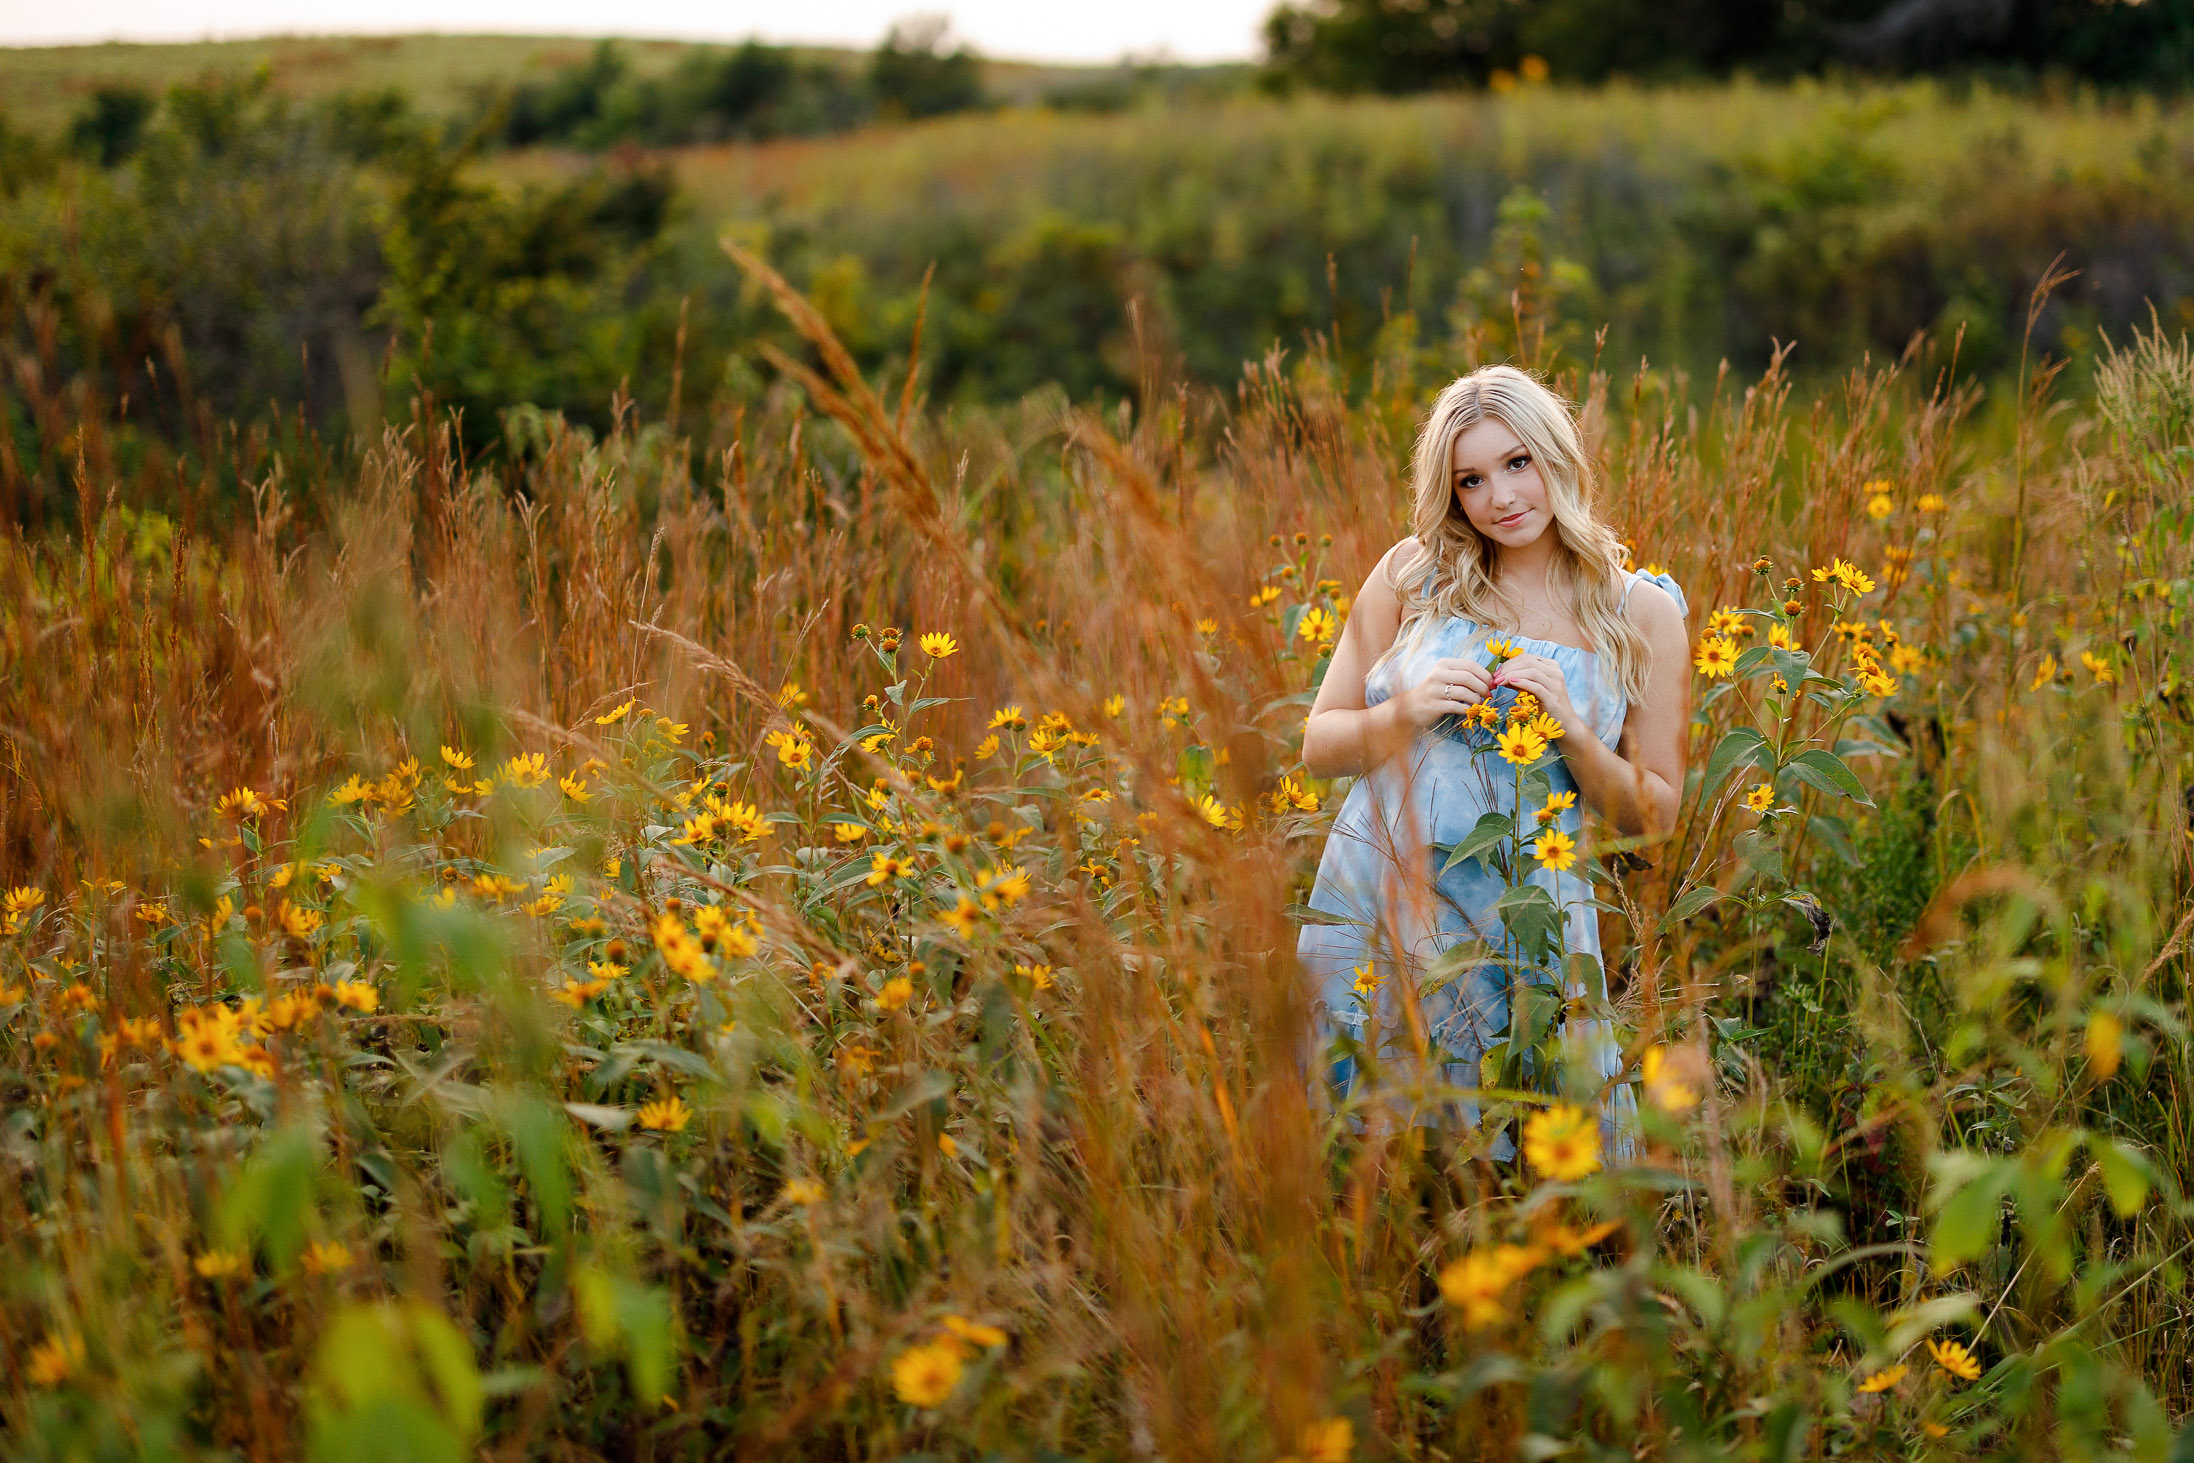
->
xmin=1641 ymin=1044 xmax=1705 ymax=1112
xmin=1522 ymin=1103 xmax=1601 ymax=1181
xmin=1496 ymin=723 xmax=1548 ymax=768
xmin=1436 ymin=1244 xmax=1542 ymax=1329
xmin=1532 ymin=828 xmax=1578 ymax=872
xmin=890 ymin=1340 xmax=965 ymax=1407
xmin=1745 ymin=783 xmax=1774 ymax=813
xmin=1928 ymin=1338 xmax=1981 ymax=1382
xmin=1298 ymin=1418 xmax=1354 ymax=1463
xmin=1298 ymin=607 xmax=1338 ymax=644
xmin=1693 ymin=636 xmax=1738 ymax=678
xmin=920 ymin=631 xmax=960 ymax=659
xmin=1856 ymin=1362 xmax=1907 ymax=1394
xmin=637 ymin=1095 xmax=692 ymax=1132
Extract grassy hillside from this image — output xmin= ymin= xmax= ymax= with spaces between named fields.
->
xmin=0 ymin=33 xmax=1163 ymax=133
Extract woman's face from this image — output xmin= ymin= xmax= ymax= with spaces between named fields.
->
xmin=1449 ymin=416 xmax=1552 ymax=551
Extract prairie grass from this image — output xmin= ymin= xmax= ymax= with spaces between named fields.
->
xmin=0 ymin=249 xmax=2190 ymax=1460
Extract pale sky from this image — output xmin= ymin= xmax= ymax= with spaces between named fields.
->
xmin=0 ymin=1 xmax=1275 ymax=64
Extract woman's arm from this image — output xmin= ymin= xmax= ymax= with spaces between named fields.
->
xmin=1301 ymin=541 xmax=1491 ymax=780
xmin=1489 ymin=581 xmax=1690 ymax=838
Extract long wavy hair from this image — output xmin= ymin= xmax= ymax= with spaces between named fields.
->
xmin=1372 ymin=365 xmax=1657 ymax=703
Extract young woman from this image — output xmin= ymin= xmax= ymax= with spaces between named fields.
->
xmin=1296 ymin=364 xmax=1690 ymax=1141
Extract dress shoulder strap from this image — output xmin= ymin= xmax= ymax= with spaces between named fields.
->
xmin=1621 ymin=566 xmax=1689 ymax=622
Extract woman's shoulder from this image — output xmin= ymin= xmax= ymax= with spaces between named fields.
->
xmin=1621 ymin=566 xmax=1688 ymax=627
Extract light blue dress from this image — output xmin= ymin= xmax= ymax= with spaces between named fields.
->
xmin=1295 ymin=567 xmax=1688 ymax=1145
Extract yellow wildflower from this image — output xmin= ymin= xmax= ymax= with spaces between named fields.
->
xmin=941 ymin=1314 xmax=1009 ymax=1349
xmin=1536 ymin=790 xmax=1577 ymax=824
xmin=890 ymin=1340 xmax=964 ymax=1407
xmin=1299 ymin=1417 xmax=1354 ymax=1463
xmin=2080 ymin=649 xmax=2115 ymax=684
xmin=1745 ymin=783 xmax=1774 ymax=813
xmin=330 ymin=981 xmax=378 ymax=1013
xmin=1532 ymin=828 xmax=1578 ymax=873
xmin=1811 ymin=558 xmax=1876 ymax=595
xmin=1015 ymin=962 xmax=1055 ymax=990
xmin=1195 ymin=794 xmax=1244 ymax=831
xmin=877 ymin=976 xmax=915 ymax=1011
xmin=1436 ymin=1244 xmax=1542 ymax=1329
xmin=652 ymin=914 xmax=714 ymax=982
xmin=1351 ymin=962 xmax=1380 ymax=1000
xmin=595 ymin=699 xmax=636 ymax=725
xmin=1641 ymin=1044 xmax=1704 ymax=1112
xmin=1298 ymin=607 xmax=1338 ymax=644
xmin=1917 ymin=493 xmax=1946 ymax=512
xmin=301 ymin=1240 xmax=355 ymax=1276
xmin=1856 ymin=1362 xmax=1907 ymax=1394
xmin=987 ymin=706 xmax=1028 ymax=731
xmin=866 ymin=852 xmax=910 ymax=887
xmin=558 ymin=772 xmax=591 ymax=802
xmin=26 ymin=1333 xmax=85 ymax=1388
xmin=2086 ymin=1011 xmax=2124 ymax=1081
xmin=1495 ymin=723 xmax=1548 ymax=768
xmin=777 ymin=681 xmax=809 ymax=708
xmin=637 ymin=1095 xmax=692 ymax=1132
xmin=939 ymin=896 xmax=984 ymax=939
xmin=920 ymin=631 xmax=960 ymax=659
xmin=1522 ymin=1103 xmax=1601 ymax=1181
xmin=500 ymin=752 xmax=551 ymax=789
xmin=1693 ymin=636 xmax=1739 ymax=678
xmin=1928 ymin=1337 xmax=1981 ymax=1382
xmin=974 ymin=733 xmax=1000 ymax=760
xmin=193 ymin=1248 xmax=248 ymax=1280
xmin=977 ymin=865 xmax=1030 ymax=909
xmin=1102 ymin=693 xmax=1125 ymax=717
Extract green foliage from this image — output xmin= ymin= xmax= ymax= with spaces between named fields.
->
xmin=66 ymin=84 xmax=154 ymax=167
xmin=869 ymin=17 xmax=985 ymax=122
xmin=1262 ymin=0 xmax=2194 ymax=92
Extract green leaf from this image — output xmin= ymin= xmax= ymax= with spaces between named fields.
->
xmin=1494 ymin=883 xmax=1563 ymax=966
xmin=1440 ymin=810 xmax=1516 ymax=875
xmin=1667 ymin=885 xmax=1727 ymax=921
xmin=1510 ymin=980 xmax=1563 ymax=1056
xmin=1783 ymin=748 xmax=1874 ymax=806
xmin=1930 ymin=1156 xmax=2013 ymax=1270
xmin=217 ymin=1123 xmax=321 ymax=1270
xmin=497 ymin=1089 xmax=573 ymax=1237
xmin=2093 ymin=1137 xmax=2153 ymax=1218
xmin=1286 ymin=903 xmax=1365 ymax=928
xmin=1809 ymin=812 xmax=1861 ymax=868
xmin=1703 ymin=727 xmax=1770 ymax=794
xmin=1734 ymin=829 xmax=1784 ymax=882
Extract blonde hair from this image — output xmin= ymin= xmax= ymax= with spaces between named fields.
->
xmin=1375 ymin=365 xmax=1657 ymax=703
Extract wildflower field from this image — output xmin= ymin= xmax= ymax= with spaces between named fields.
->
xmin=3 ymin=242 xmax=2192 ymax=1461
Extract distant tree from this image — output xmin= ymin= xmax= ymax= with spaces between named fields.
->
xmin=67 ymin=84 xmax=155 ymax=166
xmin=1261 ymin=0 xmax=2191 ymax=90
xmin=870 ymin=16 xmax=984 ymax=120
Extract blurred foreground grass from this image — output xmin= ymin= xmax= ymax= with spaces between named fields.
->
xmin=1 ymin=252 xmax=2192 ymax=1460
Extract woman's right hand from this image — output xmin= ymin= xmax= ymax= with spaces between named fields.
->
xmin=1392 ymin=657 xmax=1493 ymax=730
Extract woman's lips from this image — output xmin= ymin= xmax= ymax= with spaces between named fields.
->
xmin=1495 ymin=509 xmax=1530 ymax=527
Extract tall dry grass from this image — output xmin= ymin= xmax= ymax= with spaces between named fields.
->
xmin=0 ymin=251 xmax=2190 ymax=1460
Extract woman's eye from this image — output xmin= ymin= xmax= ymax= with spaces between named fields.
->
xmin=1508 ymin=455 xmax=1530 ymax=471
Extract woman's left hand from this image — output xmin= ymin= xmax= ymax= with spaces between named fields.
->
xmin=1491 ymin=654 xmax=1582 ymax=739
